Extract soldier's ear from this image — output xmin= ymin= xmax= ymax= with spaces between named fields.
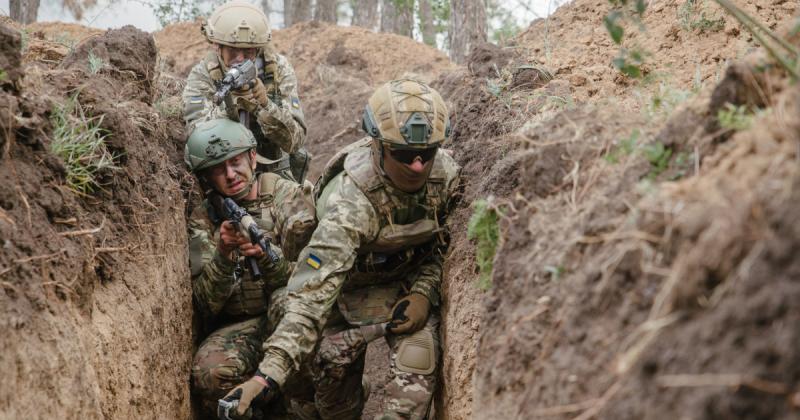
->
xmin=248 ymin=149 xmax=258 ymax=170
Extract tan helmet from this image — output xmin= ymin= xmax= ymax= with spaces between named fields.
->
xmin=362 ymin=79 xmax=451 ymax=148
xmin=202 ymin=1 xmax=272 ymax=48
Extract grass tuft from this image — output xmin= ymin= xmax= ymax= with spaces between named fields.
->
xmin=717 ymin=103 xmax=753 ymax=131
xmin=88 ymin=52 xmax=106 ymax=74
xmin=467 ymin=199 xmax=501 ymax=290
xmin=50 ymin=94 xmax=119 ymax=194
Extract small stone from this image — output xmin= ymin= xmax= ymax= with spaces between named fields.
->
xmin=537 ymin=296 xmax=552 ymax=306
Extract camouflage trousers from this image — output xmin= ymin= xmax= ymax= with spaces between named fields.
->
xmin=312 ymin=314 xmax=440 ymax=420
xmin=191 ymin=289 xmax=319 ymax=419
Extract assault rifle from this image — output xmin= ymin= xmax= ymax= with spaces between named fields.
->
xmin=211 ymin=195 xmax=280 ymax=280
xmin=213 ymin=59 xmax=258 ymax=127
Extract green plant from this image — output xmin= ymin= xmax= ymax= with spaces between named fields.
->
xmin=50 ymin=95 xmax=119 ymax=194
xmin=544 ymin=265 xmax=565 ymax=280
xmin=154 ymin=96 xmax=182 ymax=118
xmin=50 ymin=32 xmax=78 ymax=52
xmin=604 ymin=0 xmax=649 ymax=79
xmin=19 ymin=28 xmax=30 ymax=53
xmin=467 ymin=199 xmax=501 ymax=290
xmin=679 ymin=0 xmax=725 ymax=33
xmin=642 ymin=142 xmax=672 ymax=179
xmin=88 ymin=52 xmax=106 ymax=74
xmin=604 ymin=129 xmax=640 ymax=163
xmin=717 ymin=103 xmax=752 ymax=131
xmin=0 ymin=70 xmax=7 ymax=82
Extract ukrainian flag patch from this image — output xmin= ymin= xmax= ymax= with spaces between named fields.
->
xmin=189 ymin=96 xmax=203 ymax=104
xmin=291 ymin=96 xmax=301 ymax=109
xmin=306 ymin=254 xmax=322 ymax=269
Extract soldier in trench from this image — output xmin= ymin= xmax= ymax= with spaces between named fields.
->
xmin=184 ymin=118 xmax=316 ymax=417
xmin=182 ymin=0 xmax=310 ymax=183
xmin=222 ymin=79 xmax=462 ymax=420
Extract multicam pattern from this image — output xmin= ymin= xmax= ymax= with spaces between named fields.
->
xmin=182 ymin=51 xmax=307 ymax=157
xmin=257 ymin=142 xmax=460 ymax=419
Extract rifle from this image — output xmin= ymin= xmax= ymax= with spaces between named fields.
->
xmin=213 ymin=59 xmax=258 ymax=127
xmin=211 ymin=194 xmax=280 ymax=280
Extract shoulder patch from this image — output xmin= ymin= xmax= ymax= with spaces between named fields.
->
xmin=291 ymin=96 xmax=301 ymax=109
xmin=306 ymin=253 xmax=322 ymax=269
xmin=189 ymin=96 xmax=203 ymax=104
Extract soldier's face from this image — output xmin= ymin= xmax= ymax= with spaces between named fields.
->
xmin=205 ymin=150 xmax=257 ymax=197
xmin=381 ymin=145 xmax=437 ymax=193
xmin=218 ymin=45 xmax=258 ymax=67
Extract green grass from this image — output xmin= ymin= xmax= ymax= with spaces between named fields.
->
xmin=49 ymin=95 xmax=119 ymax=194
xmin=88 ymin=52 xmax=106 ymax=74
xmin=154 ymin=96 xmax=182 ymax=118
xmin=604 ymin=129 xmax=640 ymax=163
xmin=467 ymin=199 xmax=501 ymax=290
xmin=679 ymin=0 xmax=725 ymax=33
xmin=0 ymin=70 xmax=7 ymax=82
xmin=717 ymin=103 xmax=753 ymax=131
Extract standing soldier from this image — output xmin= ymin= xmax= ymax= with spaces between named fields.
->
xmin=221 ymin=79 xmax=461 ymax=420
xmin=183 ymin=1 xmax=310 ymax=183
xmin=184 ymin=118 xmax=314 ymax=418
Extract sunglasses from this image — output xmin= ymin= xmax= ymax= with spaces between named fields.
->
xmin=386 ymin=146 xmax=438 ymax=165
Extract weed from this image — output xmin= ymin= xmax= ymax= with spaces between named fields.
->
xmin=648 ymin=82 xmax=692 ymax=117
xmin=88 ymin=52 xmax=106 ymax=74
xmin=642 ymin=142 xmax=672 ymax=179
xmin=544 ymin=265 xmax=565 ymax=280
xmin=605 ymin=129 xmax=640 ymax=163
xmin=670 ymin=151 xmax=693 ymax=180
xmin=604 ymin=0 xmax=650 ymax=79
xmin=154 ymin=96 xmax=182 ymax=118
xmin=679 ymin=0 xmax=725 ymax=33
xmin=19 ymin=28 xmax=29 ymax=53
xmin=0 ymin=70 xmax=6 ymax=82
xmin=467 ymin=199 xmax=501 ymax=290
xmin=717 ymin=103 xmax=752 ymax=131
xmin=50 ymin=32 xmax=77 ymax=53
xmin=50 ymin=95 xmax=119 ymax=194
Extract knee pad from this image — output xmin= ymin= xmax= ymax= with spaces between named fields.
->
xmin=395 ymin=329 xmax=436 ymax=375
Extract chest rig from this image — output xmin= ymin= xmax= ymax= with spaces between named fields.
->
xmin=319 ymin=141 xmax=449 ymax=325
xmin=205 ymin=174 xmax=279 ymax=320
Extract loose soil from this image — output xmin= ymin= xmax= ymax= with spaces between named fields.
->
xmin=3 ymin=1 xmax=800 ymax=419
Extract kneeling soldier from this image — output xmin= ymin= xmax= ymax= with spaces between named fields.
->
xmin=224 ymin=79 xmax=461 ymax=420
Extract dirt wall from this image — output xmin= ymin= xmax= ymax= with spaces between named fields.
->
xmin=0 ymin=25 xmax=193 ymax=419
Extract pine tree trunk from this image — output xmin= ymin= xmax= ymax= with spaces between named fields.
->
xmin=381 ymin=0 xmax=413 ymax=36
xmin=314 ymin=0 xmax=338 ymax=22
xmin=261 ymin=0 xmax=271 ymax=17
xmin=10 ymin=0 xmax=40 ymax=24
xmin=419 ymin=0 xmax=435 ymax=46
xmin=449 ymin=0 xmax=486 ymax=64
xmin=284 ymin=0 xmax=294 ymax=27
xmin=352 ymin=0 xmax=379 ymax=30
xmin=292 ymin=0 xmax=313 ymax=24
xmin=380 ymin=0 xmax=396 ymax=33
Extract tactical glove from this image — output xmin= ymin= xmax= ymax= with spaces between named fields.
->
xmin=387 ymin=293 xmax=430 ymax=335
xmin=222 ymin=374 xmax=272 ymax=416
xmin=232 ymin=79 xmax=268 ymax=114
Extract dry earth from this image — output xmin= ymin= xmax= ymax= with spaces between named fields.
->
xmin=1 ymin=1 xmax=799 ymax=419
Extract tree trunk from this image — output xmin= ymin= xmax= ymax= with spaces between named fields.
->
xmin=449 ymin=0 xmax=486 ymax=64
xmin=419 ymin=0 xmax=435 ymax=46
xmin=380 ymin=0 xmax=413 ymax=36
xmin=284 ymin=0 xmax=294 ymax=27
xmin=261 ymin=0 xmax=271 ymax=17
xmin=10 ymin=0 xmax=40 ymax=24
xmin=292 ymin=0 xmax=312 ymax=24
xmin=314 ymin=0 xmax=338 ymax=22
xmin=352 ymin=0 xmax=379 ymax=30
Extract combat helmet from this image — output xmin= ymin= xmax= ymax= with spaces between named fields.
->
xmin=202 ymin=1 xmax=272 ymax=48
xmin=362 ymin=79 xmax=451 ymax=149
xmin=185 ymin=118 xmax=257 ymax=173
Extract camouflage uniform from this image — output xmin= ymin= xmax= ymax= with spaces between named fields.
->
xmin=189 ymin=172 xmax=311 ymax=409
xmin=183 ymin=49 xmax=309 ymax=182
xmin=257 ymin=139 xmax=461 ymax=419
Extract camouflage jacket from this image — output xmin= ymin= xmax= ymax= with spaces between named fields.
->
xmin=258 ymin=140 xmax=461 ymax=385
xmin=182 ymin=50 xmax=307 ymax=156
xmin=189 ymin=172 xmax=311 ymax=324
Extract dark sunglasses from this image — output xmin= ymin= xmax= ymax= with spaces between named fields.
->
xmin=387 ymin=146 xmax=438 ymax=164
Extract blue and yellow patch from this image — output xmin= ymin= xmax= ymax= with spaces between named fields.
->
xmin=291 ymin=96 xmax=301 ymax=109
xmin=306 ymin=254 xmax=322 ymax=269
xmin=189 ymin=96 xmax=203 ymax=104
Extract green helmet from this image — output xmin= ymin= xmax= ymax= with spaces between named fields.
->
xmin=202 ymin=1 xmax=272 ymax=48
xmin=184 ymin=119 xmax=256 ymax=173
xmin=362 ymin=79 xmax=451 ymax=148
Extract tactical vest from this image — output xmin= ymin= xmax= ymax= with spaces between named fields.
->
xmin=206 ymin=173 xmax=281 ymax=320
xmin=316 ymin=140 xmax=451 ymax=325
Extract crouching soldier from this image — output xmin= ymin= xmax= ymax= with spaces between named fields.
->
xmin=183 ymin=1 xmax=311 ymax=182
xmin=223 ymin=79 xmax=462 ymax=420
xmin=184 ymin=118 xmax=314 ymax=417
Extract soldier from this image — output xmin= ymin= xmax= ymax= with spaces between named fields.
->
xmin=222 ymin=79 xmax=461 ymax=420
xmin=184 ymin=118 xmax=314 ymax=417
xmin=183 ymin=0 xmax=310 ymax=183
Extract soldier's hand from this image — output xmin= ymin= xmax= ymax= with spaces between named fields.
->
xmin=223 ymin=375 xmax=271 ymax=416
xmin=218 ymin=221 xmax=249 ymax=260
xmin=387 ymin=293 xmax=430 ymax=335
xmin=232 ymin=79 xmax=268 ymax=113
xmin=238 ymin=242 xmax=265 ymax=258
